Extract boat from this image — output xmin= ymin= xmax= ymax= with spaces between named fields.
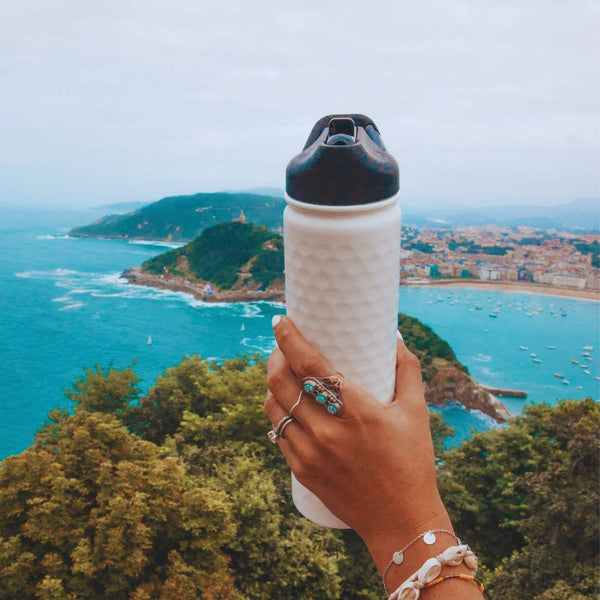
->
xmin=547 ymin=345 xmax=556 ymax=349
xmin=584 ymin=370 xmax=591 ymax=375
xmin=241 ymin=323 xmax=245 ymax=331
xmin=532 ymin=358 xmax=542 ymax=363
xmin=583 ymin=345 xmax=593 ymax=350
xmin=553 ymin=373 xmax=563 ymax=378
xmin=147 ymin=335 xmax=152 ymax=345
xmin=577 ymin=386 xmax=584 ymax=390
xmin=489 ymin=313 xmax=498 ymax=318
xmin=520 ymin=346 xmax=529 ymax=351
xmin=571 ymin=360 xmax=579 ymax=364
xmin=530 ymin=353 xmax=537 ymax=357
xmin=562 ymin=379 xmax=570 ymax=384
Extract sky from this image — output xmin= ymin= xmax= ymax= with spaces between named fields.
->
xmin=1 ymin=0 xmax=599 ymax=210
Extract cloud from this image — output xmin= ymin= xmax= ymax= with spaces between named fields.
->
xmin=0 ymin=0 xmax=598 ymax=207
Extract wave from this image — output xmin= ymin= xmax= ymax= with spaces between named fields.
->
xmin=15 ymin=268 xmax=81 ymax=279
xmin=240 ymin=335 xmax=277 ymax=355
xmin=35 ymin=234 xmax=72 ymax=240
xmin=473 ymin=353 xmax=492 ymax=362
xmin=128 ymin=240 xmax=186 ymax=249
xmin=58 ymin=302 xmax=84 ymax=311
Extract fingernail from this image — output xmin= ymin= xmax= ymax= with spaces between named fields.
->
xmin=272 ymin=314 xmax=282 ymax=329
xmin=397 ymin=330 xmax=404 ymax=341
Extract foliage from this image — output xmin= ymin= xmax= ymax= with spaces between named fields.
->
xmin=66 ymin=363 xmax=140 ymax=414
xmin=572 ymin=239 xmax=600 ymax=267
xmin=448 ymin=240 xmax=512 ymax=255
xmin=70 ymin=193 xmax=285 ymax=241
xmin=405 ymin=241 xmax=435 ymax=253
xmin=398 ymin=313 xmax=468 ymax=381
xmin=438 ymin=399 xmax=599 ymax=599
xmin=249 ymin=236 xmax=284 ymax=289
xmin=142 ymin=222 xmax=284 ymax=290
xmin=0 ymin=411 xmax=235 ymax=600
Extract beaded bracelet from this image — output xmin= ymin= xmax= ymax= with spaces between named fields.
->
xmin=382 ymin=529 xmax=461 ymax=594
xmin=424 ymin=573 xmax=484 ymax=594
xmin=387 ymin=545 xmax=479 ymax=600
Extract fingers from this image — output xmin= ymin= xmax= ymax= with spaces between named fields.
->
xmin=393 ymin=336 xmax=426 ymax=411
xmin=267 ymin=347 xmax=328 ymax=423
xmin=264 ymin=390 xmax=311 ymax=471
xmin=271 ymin=315 xmax=335 ymax=379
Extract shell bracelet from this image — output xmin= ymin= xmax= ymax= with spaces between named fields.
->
xmin=387 ymin=544 xmax=478 ymax=600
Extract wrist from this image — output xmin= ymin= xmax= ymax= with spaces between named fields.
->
xmin=359 ymin=493 xmax=455 ymax=591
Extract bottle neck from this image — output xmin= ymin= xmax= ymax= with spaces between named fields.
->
xmin=285 ymin=192 xmax=399 ymax=216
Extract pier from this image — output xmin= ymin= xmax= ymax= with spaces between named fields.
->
xmin=481 ymin=385 xmax=528 ymax=399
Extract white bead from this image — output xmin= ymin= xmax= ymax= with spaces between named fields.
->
xmin=417 ymin=557 xmax=442 ymax=584
xmin=423 ymin=531 xmax=437 ymax=545
xmin=393 ymin=551 xmax=405 ymax=564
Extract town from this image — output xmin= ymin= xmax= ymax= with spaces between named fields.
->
xmin=400 ymin=225 xmax=600 ymax=292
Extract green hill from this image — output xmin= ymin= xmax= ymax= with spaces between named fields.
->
xmin=142 ymin=220 xmax=284 ymax=290
xmin=397 ymin=313 xmax=468 ymax=381
xmin=70 ymin=192 xmax=285 ymax=241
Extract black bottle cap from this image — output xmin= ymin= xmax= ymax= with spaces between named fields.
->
xmin=286 ymin=114 xmax=399 ymax=206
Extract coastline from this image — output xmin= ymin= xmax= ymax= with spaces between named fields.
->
xmin=405 ymin=279 xmax=600 ymax=302
xmin=125 ymin=266 xmax=599 ymax=304
xmin=122 ymin=267 xmax=285 ymax=303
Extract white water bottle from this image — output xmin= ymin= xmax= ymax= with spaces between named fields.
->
xmin=284 ymin=114 xmax=401 ymax=528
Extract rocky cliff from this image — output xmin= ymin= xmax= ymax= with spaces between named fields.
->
xmin=424 ymin=367 xmax=511 ymax=422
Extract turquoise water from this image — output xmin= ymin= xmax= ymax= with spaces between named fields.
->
xmin=1 ymin=207 xmax=598 ymax=458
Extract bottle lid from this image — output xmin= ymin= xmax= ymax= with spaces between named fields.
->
xmin=286 ymin=114 xmax=399 ymax=206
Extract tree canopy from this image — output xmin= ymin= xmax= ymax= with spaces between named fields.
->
xmin=1 ymin=328 xmax=597 ymax=599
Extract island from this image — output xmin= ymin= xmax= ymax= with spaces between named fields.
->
xmin=122 ymin=220 xmax=285 ymax=303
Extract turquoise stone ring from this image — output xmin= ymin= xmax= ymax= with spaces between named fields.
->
xmin=301 ymin=374 xmax=344 ymax=417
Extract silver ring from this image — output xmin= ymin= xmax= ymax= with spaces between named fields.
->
xmin=289 ymin=390 xmax=304 ymax=417
xmin=302 ymin=373 xmax=344 ymax=416
xmin=267 ymin=415 xmax=295 ymax=444
xmin=279 ymin=417 xmax=295 ymax=438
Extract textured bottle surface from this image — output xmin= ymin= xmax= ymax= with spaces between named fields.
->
xmin=284 ymin=193 xmax=401 ymax=528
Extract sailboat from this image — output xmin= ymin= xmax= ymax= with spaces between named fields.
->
xmin=241 ymin=323 xmax=245 ymax=331
xmin=147 ymin=335 xmax=152 ymax=345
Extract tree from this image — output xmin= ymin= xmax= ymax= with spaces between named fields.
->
xmin=0 ymin=411 xmax=235 ymax=600
xmin=67 ymin=363 xmax=140 ymax=414
xmin=438 ymin=399 xmax=599 ymax=599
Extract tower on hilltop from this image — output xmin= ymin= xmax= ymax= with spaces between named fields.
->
xmin=233 ymin=210 xmax=246 ymax=223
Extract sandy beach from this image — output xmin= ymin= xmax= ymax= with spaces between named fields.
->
xmin=408 ymin=279 xmax=600 ymax=301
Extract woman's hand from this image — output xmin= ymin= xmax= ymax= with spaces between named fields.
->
xmin=264 ymin=316 xmax=484 ymax=599
xmin=264 ymin=317 xmax=452 ymax=569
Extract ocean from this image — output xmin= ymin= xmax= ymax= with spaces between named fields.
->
xmin=1 ymin=206 xmax=598 ymax=459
